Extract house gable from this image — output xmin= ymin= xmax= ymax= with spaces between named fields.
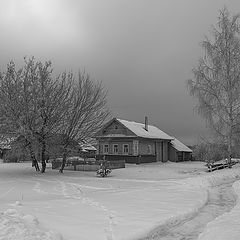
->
xmin=96 ymin=118 xmax=136 ymax=137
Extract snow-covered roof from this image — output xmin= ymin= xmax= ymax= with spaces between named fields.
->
xmin=80 ymin=144 xmax=97 ymax=152
xmin=171 ymin=138 xmax=192 ymax=152
xmin=117 ymin=119 xmax=173 ymax=140
xmin=82 ymin=145 xmax=97 ymax=151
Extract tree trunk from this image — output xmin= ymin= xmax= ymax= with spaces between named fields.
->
xmin=41 ymin=140 xmax=47 ymax=173
xmin=59 ymin=150 xmax=67 ymax=173
xmin=25 ymin=139 xmax=40 ymax=171
xmin=227 ymin=111 xmax=233 ymax=167
xmin=29 ymin=147 xmax=40 ymax=172
xmin=227 ymin=133 xmax=232 ymax=167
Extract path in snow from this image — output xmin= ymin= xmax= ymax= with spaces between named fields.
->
xmin=140 ymin=181 xmax=237 ymax=240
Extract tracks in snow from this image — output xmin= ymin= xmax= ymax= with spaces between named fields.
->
xmin=139 ymin=181 xmax=237 ymax=240
xmin=29 ymin=178 xmax=117 ymax=240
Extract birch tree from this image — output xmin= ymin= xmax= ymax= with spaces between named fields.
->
xmin=187 ymin=7 xmax=240 ymax=164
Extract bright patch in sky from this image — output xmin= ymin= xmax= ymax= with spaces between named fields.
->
xmin=0 ymin=0 xmax=83 ymax=48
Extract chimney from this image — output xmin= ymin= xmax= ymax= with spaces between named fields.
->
xmin=145 ymin=116 xmax=148 ymax=131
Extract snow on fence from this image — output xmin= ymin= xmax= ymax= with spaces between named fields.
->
xmin=206 ymin=159 xmax=238 ymax=172
xmin=51 ymin=157 xmax=125 ymax=171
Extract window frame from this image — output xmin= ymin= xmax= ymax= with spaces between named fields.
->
xmin=113 ymin=144 xmax=119 ymax=154
xmin=123 ymin=144 xmax=129 ymax=155
xmin=112 ymin=143 xmax=119 ymax=155
xmin=103 ymin=144 xmax=109 ymax=154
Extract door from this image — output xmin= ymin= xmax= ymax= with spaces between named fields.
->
xmin=156 ymin=141 xmax=162 ymax=161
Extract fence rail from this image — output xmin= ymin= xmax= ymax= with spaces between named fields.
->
xmin=51 ymin=158 xmax=125 ymax=171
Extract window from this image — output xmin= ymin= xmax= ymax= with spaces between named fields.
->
xmin=123 ymin=144 xmax=129 ymax=154
xmin=113 ymin=144 xmax=118 ymax=154
xmin=104 ymin=144 xmax=109 ymax=154
xmin=147 ymin=145 xmax=152 ymax=154
xmin=97 ymin=145 xmax=101 ymax=154
xmin=114 ymin=125 xmax=118 ymax=130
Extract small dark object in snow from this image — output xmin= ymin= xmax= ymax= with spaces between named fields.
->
xmin=96 ymin=168 xmax=112 ymax=177
xmin=97 ymin=161 xmax=112 ymax=177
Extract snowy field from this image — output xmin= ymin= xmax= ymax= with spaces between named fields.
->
xmin=0 ymin=161 xmax=240 ymax=240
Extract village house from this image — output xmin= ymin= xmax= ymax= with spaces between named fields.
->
xmin=96 ymin=117 xmax=192 ymax=164
xmin=96 ymin=117 xmax=174 ymax=163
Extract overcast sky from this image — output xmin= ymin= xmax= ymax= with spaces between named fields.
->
xmin=0 ymin=0 xmax=240 ymax=145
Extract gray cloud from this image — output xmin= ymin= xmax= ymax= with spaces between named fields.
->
xmin=0 ymin=0 xmax=239 ymax=145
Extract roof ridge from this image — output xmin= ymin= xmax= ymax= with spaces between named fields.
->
xmin=116 ymin=118 xmax=173 ymax=140
xmin=117 ymin=118 xmax=155 ymax=127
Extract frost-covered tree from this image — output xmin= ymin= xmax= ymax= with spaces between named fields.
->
xmin=187 ymin=7 xmax=240 ymax=164
xmin=29 ymin=61 xmax=72 ymax=173
xmin=58 ymin=72 xmax=110 ymax=173
xmin=0 ymin=58 xmax=72 ymax=172
xmin=192 ymin=140 xmax=227 ymax=163
xmin=0 ymin=58 xmax=110 ymax=173
xmin=0 ymin=60 xmax=41 ymax=170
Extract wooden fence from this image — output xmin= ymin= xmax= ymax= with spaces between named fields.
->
xmin=52 ymin=158 xmax=125 ymax=171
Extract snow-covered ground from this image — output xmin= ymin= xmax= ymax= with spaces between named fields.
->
xmin=198 ymin=180 xmax=240 ymax=240
xmin=0 ymin=161 xmax=240 ymax=240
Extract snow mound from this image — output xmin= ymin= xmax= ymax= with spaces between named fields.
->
xmin=181 ymin=167 xmax=240 ymax=188
xmin=4 ymin=209 xmax=18 ymax=216
xmin=0 ymin=209 xmax=63 ymax=240
xmin=10 ymin=201 xmax=23 ymax=207
xmin=22 ymin=214 xmax=39 ymax=226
